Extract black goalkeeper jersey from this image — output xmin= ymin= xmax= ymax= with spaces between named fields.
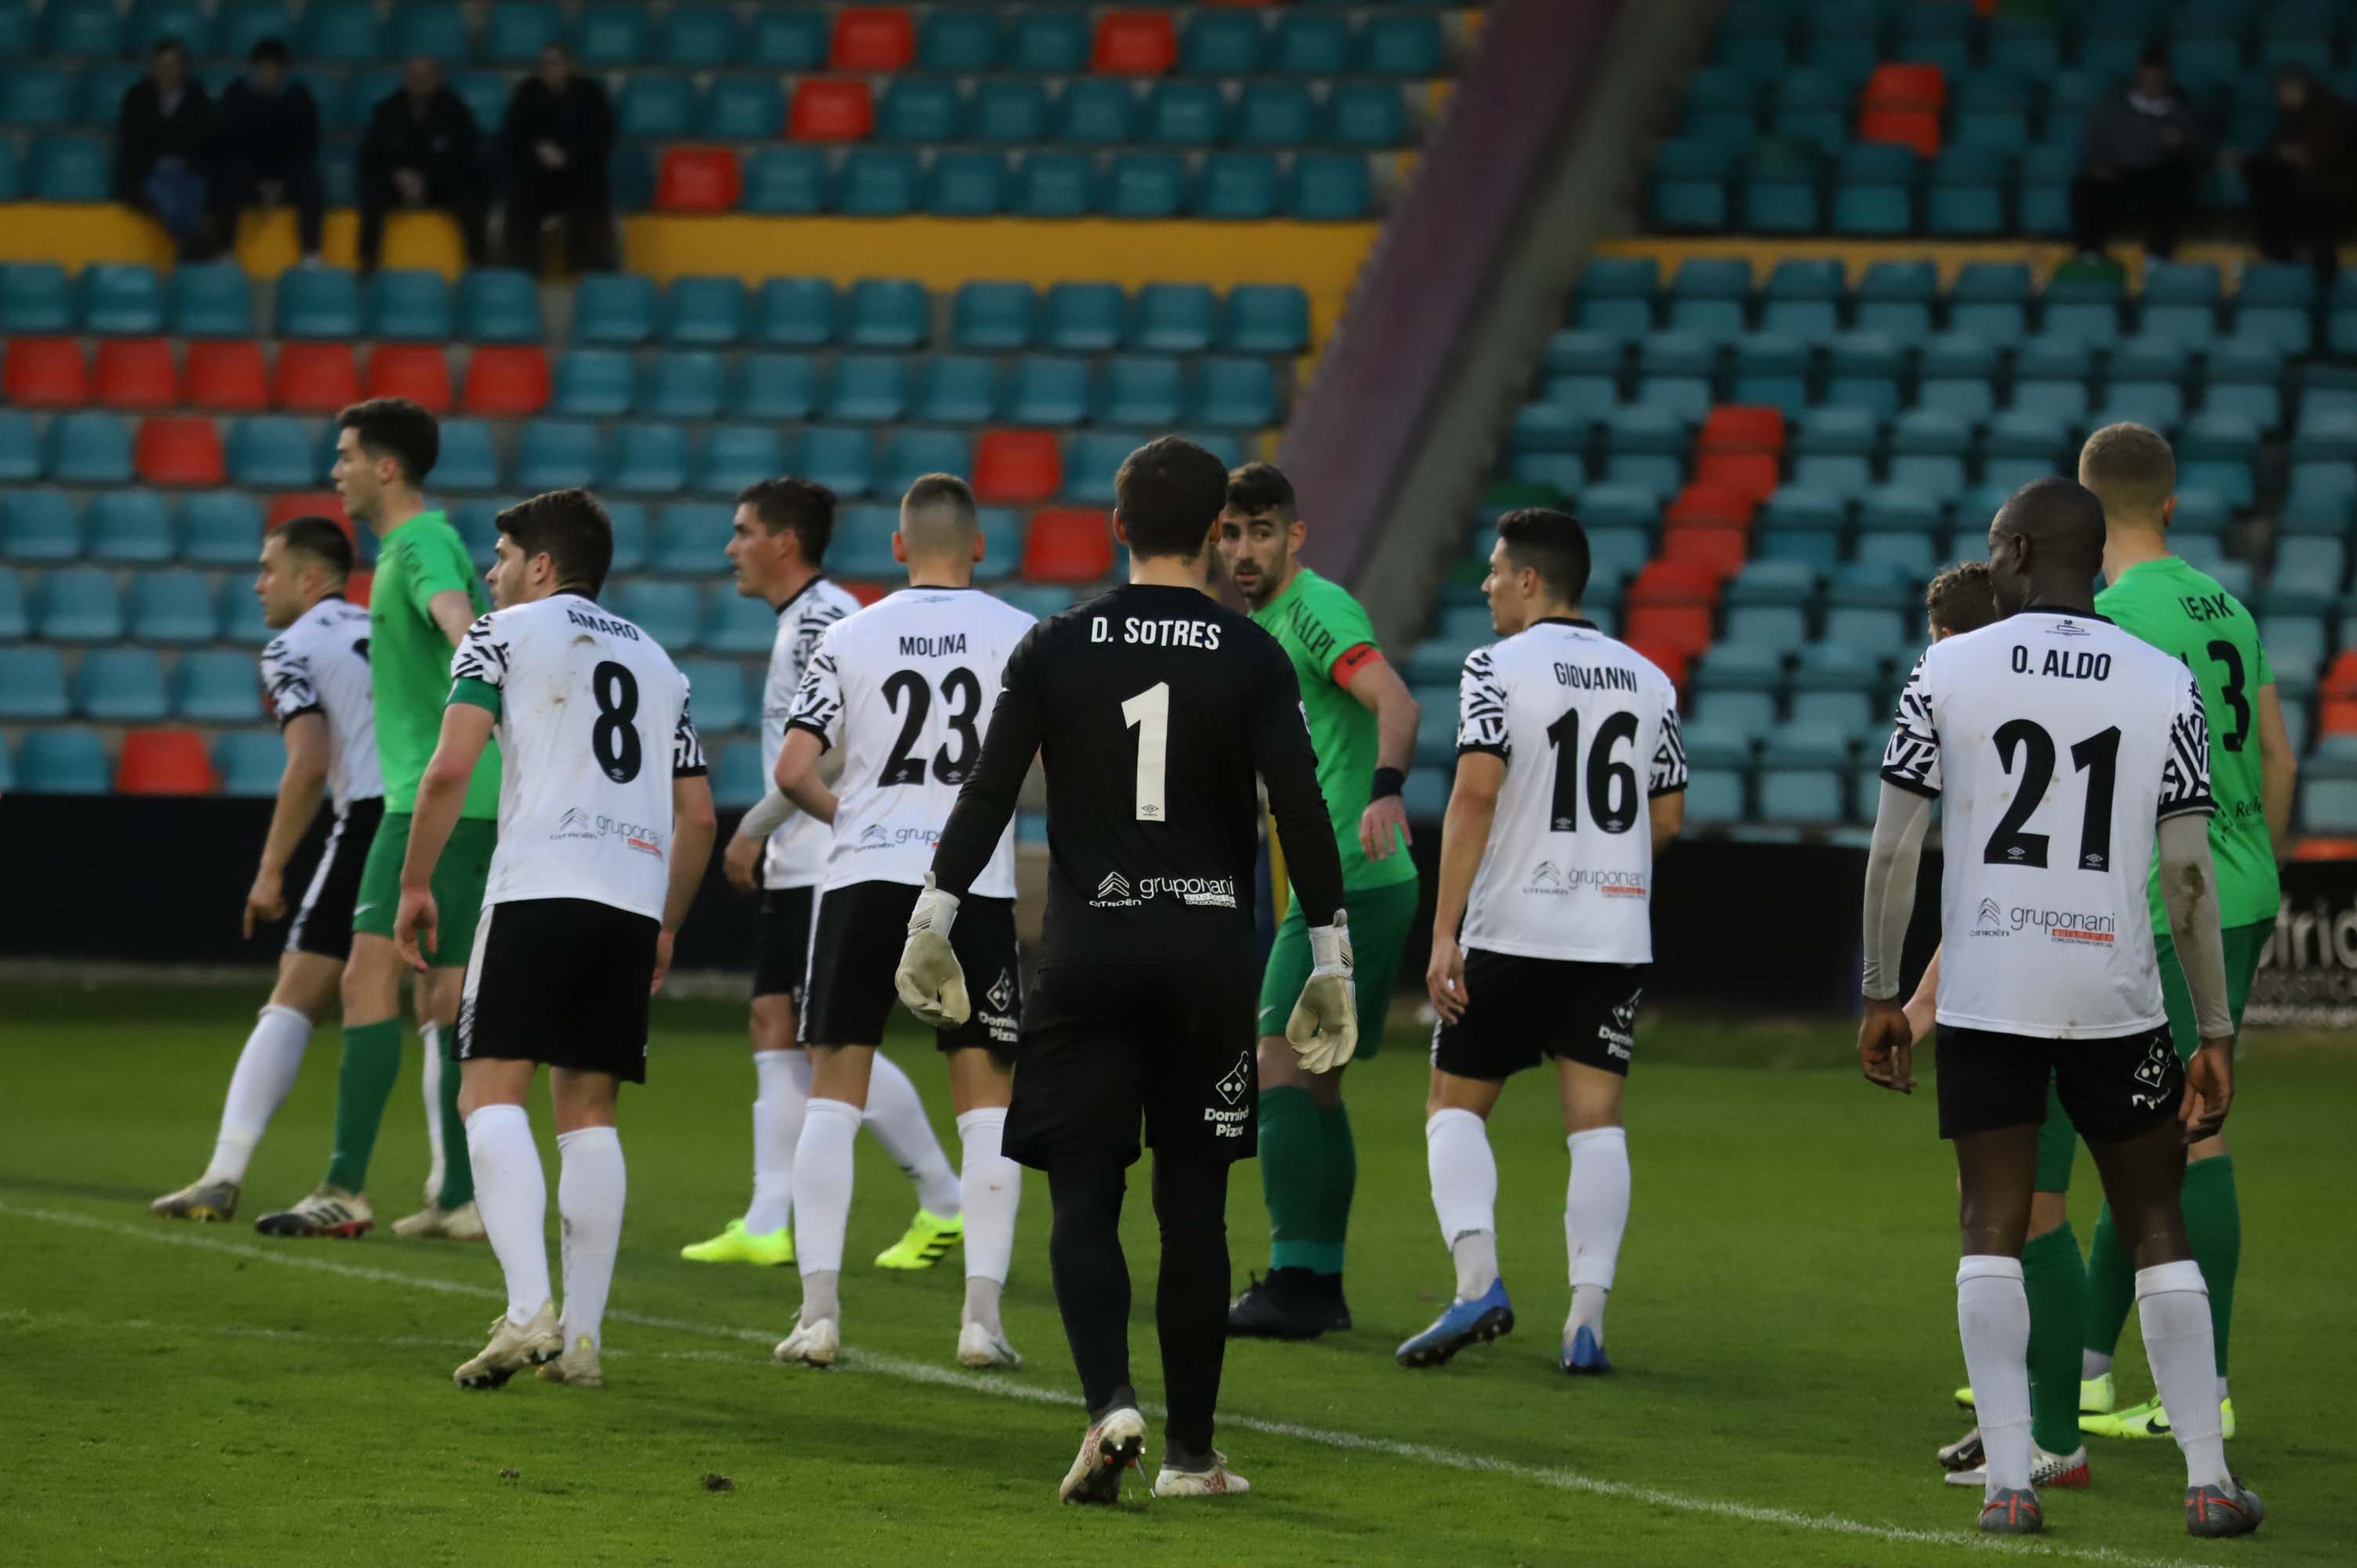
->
xmin=930 ymin=582 xmax=1346 ymax=969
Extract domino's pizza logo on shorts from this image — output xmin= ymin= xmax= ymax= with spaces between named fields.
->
xmin=1205 ymin=1051 xmax=1251 ymax=1138
xmin=2129 ymin=1036 xmax=2174 ymax=1109
xmin=1599 ymin=988 xmax=1640 ymax=1060
xmin=980 ymin=968 xmax=1019 ymax=1045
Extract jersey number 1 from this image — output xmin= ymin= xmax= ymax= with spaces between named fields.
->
xmin=1122 ymin=682 xmax=1169 ymax=822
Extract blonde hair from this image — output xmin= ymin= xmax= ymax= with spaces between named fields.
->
xmin=2079 ymin=423 xmax=2175 ymax=522
xmin=1925 ymin=560 xmax=1998 ymax=637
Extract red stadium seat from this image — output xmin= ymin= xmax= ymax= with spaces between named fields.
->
xmin=656 ymin=147 xmax=743 ymax=212
xmin=844 ymin=581 xmax=888 ymax=607
xmin=92 ymin=338 xmax=179 ymax=409
xmin=346 ymin=568 xmax=373 ymax=607
xmin=1093 ymin=11 xmax=1178 ymax=74
xmin=1699 ymin=405 xmax=1785 ymax=455
xmin=1664 ymin=484 xmax=1757 ymax=530
xmin=185 ymin=340 xmax=268 ymax=411
xmin=831 ymin=7 xmax=915 ymax=71
xmin=1658 ymin=524 xmax=1749 ymax=578
xmin=1022 ymin=509 xmax=1116 ymax=583
xmin=3 ymin=337 xmax=89 ymax=407
xmin=267 ymin=492 xmax=354 ymax=539
xmin=1624 ymin=636 xmax=1690 ymax=691
xmin=971 ymin=429 xmax=1064 ymax=504
xmin=117 ymin=729 xmax=221 ymax=796
xmin=1865 ymin=63 xmax=1947 ymax=110
xmin=272 ymin=342 xmax=359 ymax=413
xmin=1622 ymin=606 xmax=1713 ymax=662
xmin=1627 ymin=558 xmax=1723 ymax=607
xmin=135 ymin=416 xmax=227 ymax=485
xmin=2322 ymin=652 xmax=2357 ymax=735
xmin=1691 ymin=449 xmax=1781 ymax=503
xmin=1859 ymin=106 xmax=1941 ymax=155
xmin=790 ymin=80 xmax=876 ymax=142
xmin=369 ymin=344 xmax=455 ymax=412
xmin=459 ymin=346 xmax=548 ymax=416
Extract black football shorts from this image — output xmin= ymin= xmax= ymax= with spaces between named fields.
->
xmin=1936 ymin=1023 xmax=2184 ymax=1146
xmin=1431 ymin=950 xmax=1649 ymax=1081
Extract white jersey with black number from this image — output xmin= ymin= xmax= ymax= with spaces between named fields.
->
xmin=760 ymin=576 xmax=860 ymax=891
xmin=1879 ymin=608 xmax=2214 ymax=1040
xmin=788 ymin=586 xmax=1033 ymax=899
xmin=450 ymin=593 xmax=706 ymax=923
xmin=1455 ymin=618 xmax=1687 ymax=964
xmin=260 ymin=594 xmax=382 ymax=812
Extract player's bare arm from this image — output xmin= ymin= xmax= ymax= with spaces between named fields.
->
xmin=394 ymin=703 xmax=496 ymax=972
xmin=2155 ymin=812 xmax=2236 ymax=1142
xmin=725 ymin=788 xmax=790 ymax=892
xmin=1342 ymin=654 xmax=1418 ymax=860
xmin=656 ymin=772 xmax=719 ymax=994
xmin=426 ymin=588 xmax=478 ymax=651
xmin=1858 ymin=780 xmax=1935 ymax=1094
xmin=1648 ymin=789 xmax=1683 ymax=847
xmin=245 ymin=710 xmax=329 ymax=938
xmin=1425 ymin=750 xmax=1503 ymax=1025
xmin=772 ymin=726 xmax=837 ymax=825
xmin=1903 ymin=949 xmax=1941 ymax=1046
xmin=2254 ymin=682 xmax=2297 ymax=862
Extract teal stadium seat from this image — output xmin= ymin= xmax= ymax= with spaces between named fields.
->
xmin=41 ymin=0 xmax=120 ymax=55
xmin=552 ymin=349 xmax=634 ymax=417
xmin=697 ymin=425 xmax=790 ymax=496
xmin=742 ymin=148 xmax=828 ymax=216
xmin=223 ymin=417 xmax=315 ymax=488
xmin=920 ymin=9 xmax=999 ymax=71
xmin=430 ymin=419 xmax=501 ymax=492
xmin=0 ymin=564 xmax=23 ymax=639
xmin=1731 ymin=332 xmax=1807 ymax=416
xmin=661 ymin=5 xmax=739 ymax=67
xmin=1651 ymin=138 xmax=1734 ymax=232
xmin=17 ymin=730 xmax=110 ymax=794
xmin=48 ymin=411 xmax=132 ymax=483
xmin=1009 ymin=354 xmax=1090 ymax=426
xmin=971 ymin=82 xmax=1049 ymax=144
xmin=1197 ymin=358 xmax=1278 ymax=428
xmin=754 ymin=278 xmax=837 ymax=347
xmin=369 ymin=269 xmax=453 ymax=343
xmin=702 ymin=587 xmax=775 ymax=655
xmin=1290 ymin=155 xmax=1371 ymax=220
xmin=711 ymin=742 xmax=765 ymax=808
xmin=209 ymin=731 xmax=281 ymax=798
xmin=664 ymin=276 xmax=747 ymax=347
xmin=79 ymin=647 xmax=169 ymax=721
xmin=1062 ymin=432 xmax=1142 ymax=506
xmin=1237 ymin=83 xmax=1317 ymax=148
xmin=390 ymin=1 xmax=470 ymax=60
xmin=829 ymin=505 xmax=904 ymax=579
xmin=31 ymin=133 xmax=108 ymax=199
xmin=618 ymin=76 xmax=694 ymax=140
xmin=750 ymin=8 xmax=829 ymax=69
xmin=514 ymin=419 xmax=602 ymax=491
xmin=839 ymin=151 xmax=921 ymax=218
xmin=953 ymin=282 xmax=1037 ymax=351
xmin=917 ymin=357 xmax=1000 ymax=424
xmin=2 ymin=262 xmax=74 ymax=333
xmin=1011 ymin=151 xmax=1098 ymax=217
xmin=457 ymin=269 xmax=543 ymax=342
xmin=640 ymin=350 xmax=725 ymax=420
xmin=618 ymin=582 xmax=700 ymax=650
xmin=881 ymin=79 xmax=963 ymax=143
xmin=1224 ymin=285 xmax=1309 ymax=354
xmin=4 ymin=488 xmax=80 ymax=559
xmin=608 ymin=423 xmax=689 ymax=496
xmin=1198 ymin=154 xmax=1281 ymax=220
xmin=1008 ymin=11 xmax=1089 ymax=74
xmin=1060 ymin=79 xmax=1137 ymax=145
xmin=180 ymin=492 xmax=262 ymax=565
xmin=1928 ymin=148 xmax=2009 ymax=237
xmin=299 ymin=0 xmax=383 ymax=61
xmin=3 ymin=70 xmax=78 ymax=130
xmin=575 ymin=3 xmax=652 ymax=67
xmin=1825 ymin=332 xmax=1903 ymax=418
xmin=1273 ymin=14 xmax=1352 ymax=77
xmin=130 ymin=568 xmax=220 ymax=644
xmin=1106 ymin=154 xmax=1187 ymax=219
xmin=826 ymin=355 xmax=909 ymax=423
xmin=729 ymin=353 xmax=820 ymax=422
xmin=37 ymin=567 xmax=124 ymax=642
xmin=0 ymin=409 xmax=38 ymax=480
xmin=177 ymin=649 xmax=263 ymax=723
xmin=274 ymin=267 xmax=361 ymax=339
xmin=928 ymin=153 xmax=1007 ymax=217
xmin=576 ymin=274 xmax=659 ymax=346
xmin=216 ymin=575 xmax=272 ymax=643
xmin=1185 ymin=12 xmax=1265 ymax=74
xmin=128 ymin=0 xmax=212 ymax=53
xmin=88 ymin=492 xmax=175 ymax=562
xmin=655 ymin=503 xmax=735 ymax=573
xmin=1147 ymin=81 xmax=1226 ymax=147
xmin=1100 ymin=356 xmax=1185 ymax=427
xmin=844 ymin=279 xmax=928 ymax=350
xmin=0 ymin=646 xmax=71 ymax=719
xmin=801 ymin=426 xmax=875 ymax=498
xmin=482 ymin=2 xmax=561 ymax=60
xmin=81 ymin=263 xmax=162 ymax=336
xmin=1360 ymin=14 xmax=1442 ymax=76
xmin=677 ymin=660 xmax=747 ymax=733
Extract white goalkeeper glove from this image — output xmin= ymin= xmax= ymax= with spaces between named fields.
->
xmin=1284 ymin=911 xmax=1357 ymax=1075
xmin=894 ymin=873 xmax=970 ymax=1028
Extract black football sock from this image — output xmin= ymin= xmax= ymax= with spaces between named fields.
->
xmin=1153 ymin=1152 xmax=1233 ymax=1471
xmin=1048 ymin=1160 xmax=1133 ymax=1422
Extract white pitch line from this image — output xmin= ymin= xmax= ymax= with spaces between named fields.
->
xmin=1 ymin=1200 xmax=2210 ymax=1568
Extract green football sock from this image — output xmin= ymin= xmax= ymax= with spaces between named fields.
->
xmin=1310 ymin=1102 xmax=1355 ymax=1278
xmin=2083 ymin=1200 xmax=2137 ymax=1362
xmin=2022 ymin=1222 xmax=2088 ymax=1454
xmin=2181 ymin=1155 xmax=2239 ymax=1376
xmin=432 ymin=1025 xmax=474 ymax=1209
xmin=324 ymin=1018 xmax=402 ymax=1194
xmin=1258 ymin=1086 xmax=1324 ymax=1272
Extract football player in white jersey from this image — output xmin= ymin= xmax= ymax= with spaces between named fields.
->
xmin=1859 ymin=477 xmax=2261 ymax=1540
xmin=393 ymin=489 xmax=717 ymax=1391
xmin=1407 ymin=508 xmax=1685 ymax=1375
xmin=769 ymin=474 xmax=1037 ymax=1371
xmin=684 ymin=479 xmax=964 ymax=1272
xmin=154 ymin=518 xmax=386 ymax=1221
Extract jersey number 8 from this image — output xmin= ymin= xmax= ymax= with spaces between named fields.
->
xmin=591 ymin=661 xmax=641 ymax=784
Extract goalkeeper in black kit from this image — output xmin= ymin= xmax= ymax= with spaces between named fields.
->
xmin=893 ymin=436 xmax=1356 ymax=1504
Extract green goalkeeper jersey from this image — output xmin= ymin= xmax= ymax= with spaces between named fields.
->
xmin=2095 ymin=554 xmax=2278 ymax=927
xmin=1252 ymin=567 xmax=1415 ymax=894
xmin=369 ymin=510 xmax=501 ymax=818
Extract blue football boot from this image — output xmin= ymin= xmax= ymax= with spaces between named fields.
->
xmin=1395 ymin=1279 xmax=1514 ymax=1368
xmin=1560 ymin=1323 xmax=1613 ymax=1376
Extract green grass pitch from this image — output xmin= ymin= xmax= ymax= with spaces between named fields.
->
xmin=4 ymin=984 xmax=2350 ymax=1566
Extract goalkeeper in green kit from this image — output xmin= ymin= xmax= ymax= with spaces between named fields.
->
xmin=1215 ymin=463 xmax=1423 ymax=1340
xmin=1929 ymin=424 xmax=2296 ymax=1483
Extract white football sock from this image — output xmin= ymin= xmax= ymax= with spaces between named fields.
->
xmin=203 ymin=1005 xmax=311 ymax=1184
xmin=419 ymin=1021 xmax=446 ymax=1200
xmin=465 ymin=1104 xmax=550 ymax=1326
xmin=1426 ymin=1108 xmax=1498 ymax=1300
xmin=792 ymin=1097 xmax=859 ymax=1324
xmin=863 ymin=1051 xmax=961 ymax=1217
xmin=1563 ymin=1126 xmax=1630 ymax=1342
xmin=2217 ymin=1373 xmax=2231 ymax=1404
xmin=2082 ymin=1348 xmax=2113 ymax=1381
xmin=2136 ymin=1261 xmax=2230 ymax=1489
xmin=1956 ymin=1255 xmax=2033 ymax=1497
xmin=956 ymin=1107 xmax=1019 ymax=1334
xmin=743 ymin=1047 xmax=811 ymax=1236
xmin=555 ymin=1126 xmax=625 ymax=1352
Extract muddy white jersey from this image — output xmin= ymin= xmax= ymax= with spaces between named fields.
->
xmin=759 ymin=576 xmax=860 ymax=891
xmin=449 ymin=593 xmax=707 ymax=922
xmin=260 ymin=594 xmax=381 ymax=812
xmin=1879 ymin=608 xmax=2214 ymax=1040
xmin=1455 ymin=618 xmax=1687 ymax=964
xmin=788 ymin=586 xmax=1032 ymax=898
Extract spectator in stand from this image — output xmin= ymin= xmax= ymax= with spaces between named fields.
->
xmin=2070 ymin=53 xmax=2210 ymax=263
xmin=113 ymin=37 xmax=216 ymax=260
xmin=357 ymin=56 xmax=489 ymax=276
xmin=2240 ymin=67 xmax=2357 ymax=281
xmin=211 ymin=38 xmax=325 ymax=265
xmin=499 ymin=44 xmax=619 ymax=275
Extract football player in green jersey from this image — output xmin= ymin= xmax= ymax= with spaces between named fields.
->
xmin=252 ymin=399 xmax=503 ymax=1242
xmin=1215 ymin=463 xmax=1422 ymax=1340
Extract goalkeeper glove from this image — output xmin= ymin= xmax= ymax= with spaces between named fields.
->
xmin=1284 ymin=911 xmax=1357 ymax=1074
xmin=894 ymin=873 xmax=970 ymax=1028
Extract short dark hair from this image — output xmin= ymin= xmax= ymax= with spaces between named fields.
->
xmin=1995 ymin=475 xmax=2108 ymax=579
xmin=336 ymin=397 xmax=440 ymax=485
xmin=274 ymin=514 xmax=354 ymax=579
xmin=249 ymin=36 xmax=289 ymax=66
xmin=1495 ymin=507 xmax=1591 ymax=606
xmin=736 ymin=477 xmax=836 ymax=567
xmin=151 ymin=36 xmax=187 ymax=61
xmin=497 ymin=488 xmax=615 ymax=597
xmin=1925 ymin=560 xmax=1997 ymax=637
xmin=1114 ymin=436 xmax=1229 ymax=560
xmin=1224 ymin=461 xmax=1296 ymax=521
xmin=902 ymin=471 xmax=977 ymax=522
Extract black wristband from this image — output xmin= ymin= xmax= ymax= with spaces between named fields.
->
xmin=1370 ymin=766 xmax=1406 ymax=801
